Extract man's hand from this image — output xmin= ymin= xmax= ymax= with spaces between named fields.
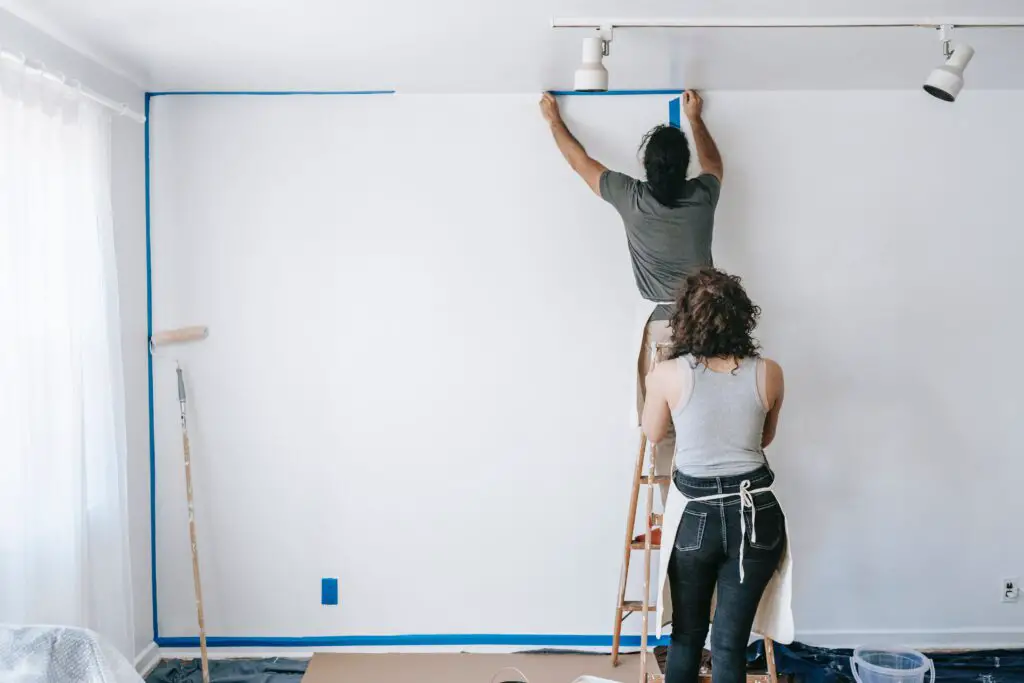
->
xmin=683 ymin=90 xmax=703 ymax=122
xmin=539 ymin=92 xmax=562 ymax=126
xmin=683 ymin=90 xmax=723 ymax=181
xmin=540 ymin=92 xmax=606 ymax=196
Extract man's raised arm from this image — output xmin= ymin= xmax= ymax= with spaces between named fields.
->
xmin=684 ymin=90 xmax=723 ymax=182
xmin=540 ymin=93 xmax=608 ymax=196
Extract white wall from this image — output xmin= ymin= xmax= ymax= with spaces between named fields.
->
xmin=149 ymin=93 xmax=647 ymax=643
xmin=149 ymin=91 xmax=1024 ymax=649
xmin=0 ymin=9 xmax=153 ymax=661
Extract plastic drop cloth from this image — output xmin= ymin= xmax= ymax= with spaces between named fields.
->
xmin=146 ymin=659 xmax=306 ymax=683
xmin=0 ymin=625 xmax=143 ymax=683
xmin=746 ymin=641 xmax=1024 ymax=683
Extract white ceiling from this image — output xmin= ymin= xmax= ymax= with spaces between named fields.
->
xmin=3 ymin=0 xmax=1024 ymax=92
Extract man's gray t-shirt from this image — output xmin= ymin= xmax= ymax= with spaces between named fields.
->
xmin=600 ymin=170 xmax=720 ymax=320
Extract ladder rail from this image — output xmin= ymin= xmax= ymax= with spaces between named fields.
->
xmin=640 ymin=441 xmax=657 ymax=683
xmin=765 ymin=637 xmax=778 ymax=683
xmin=611 ymin=431 xmax=648 ymax=666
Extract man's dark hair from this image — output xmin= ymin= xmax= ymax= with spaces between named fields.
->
xmin=639 ymin=125 xmax=691 ymax=207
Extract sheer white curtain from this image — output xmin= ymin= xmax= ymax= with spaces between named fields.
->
xmin=0 ymin=59 xmax=135 ymax=658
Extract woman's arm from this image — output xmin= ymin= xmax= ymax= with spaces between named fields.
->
xmin=760 ymin=358 xmax=785 ymax=448
xmin=642 ymin=363 xmax=673 ymax=444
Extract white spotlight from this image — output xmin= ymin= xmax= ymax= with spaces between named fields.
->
xmin=574 ymin=29 xmax=611 ymax=92
xmin=924 ymin=25 xmax=975 ymax=102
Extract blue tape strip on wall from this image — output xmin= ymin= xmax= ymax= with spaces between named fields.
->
xmin=550 ymin=89 xmax=684 ymax=97
xmin=155 ymin=634 xmax=671 ymax=648
xmin=669 ymin=97 xmax=681 ymax=128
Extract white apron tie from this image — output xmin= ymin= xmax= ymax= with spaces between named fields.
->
xmin=681 ymin=478 xmax=773 ymax=583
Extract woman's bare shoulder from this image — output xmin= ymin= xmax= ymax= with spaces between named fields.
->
xmin=646 ymin=356 xmax=678 ymax=390
xmin=761 ymin=357 xmax=785 ymax=396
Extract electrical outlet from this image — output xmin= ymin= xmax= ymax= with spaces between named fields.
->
xmin=1001 ymin=578 xmax=1019 ymax=603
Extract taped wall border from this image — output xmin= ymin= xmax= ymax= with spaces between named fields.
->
xmin=550 ymin=89 xmax=685 ymax=96
xmin=145 ymin=89 xmax=679 ymax=648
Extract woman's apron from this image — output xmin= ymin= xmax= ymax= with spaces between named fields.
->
xmin=655 ymin=463 xmax=795 ymax=642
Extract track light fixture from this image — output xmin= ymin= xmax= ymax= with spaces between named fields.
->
xmin=574 ymin=26 xmax=612 ymax=92
xmin=923 ymin=24 xmax=975 ymax=102
xmin=555 ymin=18 xmax=1022 ymax=102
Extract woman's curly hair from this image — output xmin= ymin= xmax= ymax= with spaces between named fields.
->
xmin=668 ymin=268 xmax=761 ymax=362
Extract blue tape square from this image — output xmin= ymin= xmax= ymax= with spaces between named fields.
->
xmin=321 ymin=578 xmax=339 ymax=605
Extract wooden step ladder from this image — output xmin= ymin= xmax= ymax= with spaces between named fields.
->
xmin=610 ymin=356 xmax=779 ymax=683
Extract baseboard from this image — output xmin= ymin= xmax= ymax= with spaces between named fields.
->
xmin=158 ymin=644 xmax=629 ymax=660
xmin=154 ymin=635 xmax=663 ymax=660
xmin=796 ymin=628 xmax=1024 ymax=650
xmin=153 ymin=629 xmax=1024 ymax=658
xmin=134 ymin=642 xmax=161 ymax=677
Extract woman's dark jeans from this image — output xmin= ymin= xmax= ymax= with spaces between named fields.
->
xmin=665 ymin=465 xmax=786 ymax=683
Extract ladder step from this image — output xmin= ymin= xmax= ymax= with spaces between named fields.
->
xmin=640 ymin=475 xmax=670 ymax=485
xmin=621 ymin=600 xmax=651 ymax=612
xmin=630 ymin=541 xmax=661 ymax=549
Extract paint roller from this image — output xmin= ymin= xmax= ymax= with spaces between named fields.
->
xmin=150 ymin=325 xmax=211 ymax=683
xmin=149 ymin=325 xmax=208 ymax=352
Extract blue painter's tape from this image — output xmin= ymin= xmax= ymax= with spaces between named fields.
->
xmin=141 ymin=84 xmax=677 ymax=648
xmin=147 ymin=90 xmax=395 ymax=97
xmin=321 ymin=578 xmax=339 ymax=605
xmin=144 ymin=92 xmax=158 ymax=642
xmin=156 ymin=634 xmax=671 ymax=648
xmin=668 ymin=97 xmax=681 ymax=128
xmin=549 ymin=89 xmax=683 ymax=97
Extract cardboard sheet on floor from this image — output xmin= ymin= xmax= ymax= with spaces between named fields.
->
xmin=302 ymin=652 xmax=643 ymax=683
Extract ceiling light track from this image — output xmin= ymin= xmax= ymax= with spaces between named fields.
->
xmin=551 ymin=17 xmax=1024 ymax=30
xmin=555 ymin=18 xmax=1024 ymax=101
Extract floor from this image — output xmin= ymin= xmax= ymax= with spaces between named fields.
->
xmin=146 ymin=646 xmax=1024 ymax=683
xmin=305 ymin=652 xmax=644 ymax=682
xmin=146 ymin=652 xmax=645 ymax=683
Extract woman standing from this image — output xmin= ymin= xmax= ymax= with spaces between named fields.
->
xmin=642 ymin=268 xmax=793 ymax=683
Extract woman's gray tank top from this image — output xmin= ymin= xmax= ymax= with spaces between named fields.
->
xmin=671 ymin=355 xmax=768 ymax=477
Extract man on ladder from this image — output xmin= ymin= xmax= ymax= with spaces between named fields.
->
xmin=541 ymin=91 xmax=747 ymax=682
xmin=539 ymin=89 xmax=723 ymax=529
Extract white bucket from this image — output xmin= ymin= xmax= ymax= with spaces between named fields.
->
xmin=851 ymin=647 xmax=935 ymax=683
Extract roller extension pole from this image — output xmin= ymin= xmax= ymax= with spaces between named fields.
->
xmin=177 ymin=365 xmax=210 ymax=683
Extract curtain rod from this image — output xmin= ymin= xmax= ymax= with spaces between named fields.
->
xmin=0 ymin=48 xmax=146 ymax=123
xmin=551 ymin=17 xmax=1024 ymax=29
